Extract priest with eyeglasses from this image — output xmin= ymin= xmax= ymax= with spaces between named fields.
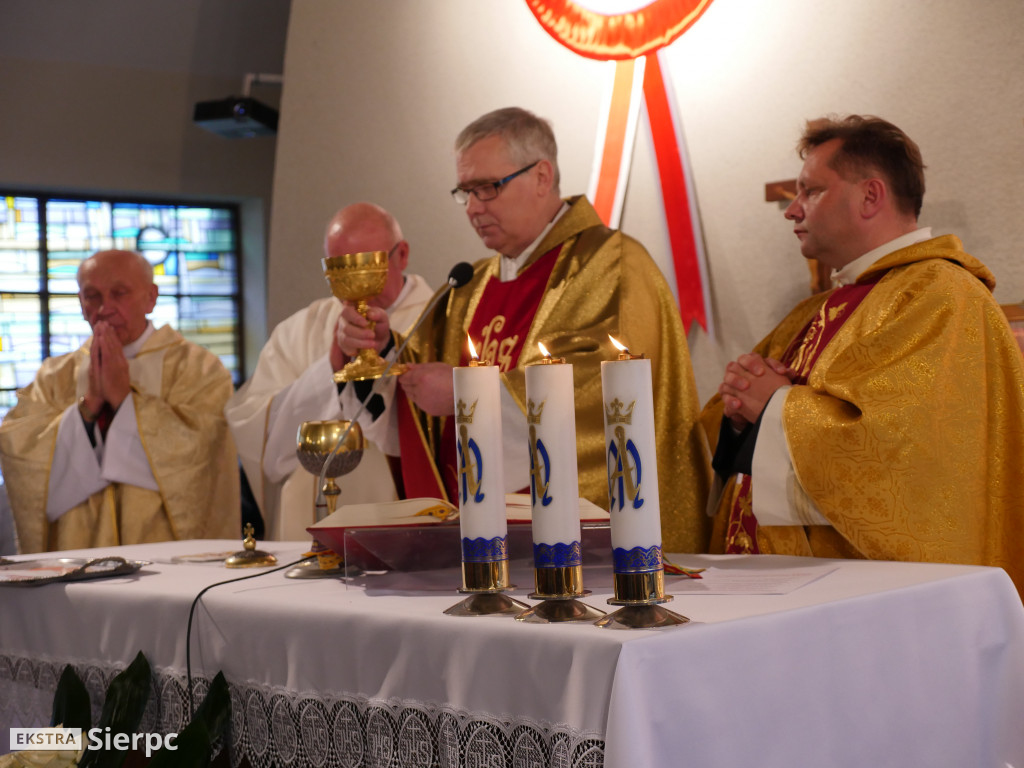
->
xmin=338 ymin=107 xmax=711 ymax=554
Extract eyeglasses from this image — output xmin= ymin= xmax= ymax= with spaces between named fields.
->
xmin=450 ymin=161 xmax=539 ymax=205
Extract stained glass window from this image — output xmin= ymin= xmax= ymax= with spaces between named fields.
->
xmin=0 ymin=193 xmax=243 ymax=481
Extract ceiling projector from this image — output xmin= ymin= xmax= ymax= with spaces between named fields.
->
xmin=193 ymin=97 xmax=279 ymax=139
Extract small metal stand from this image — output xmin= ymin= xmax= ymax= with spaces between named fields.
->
xmin=515 ymin=565 xmax=605 ymax=623
xmin=225 ymin=524 xmax=278 ymax=568
xmin=285 ymin=536 xmax=356 ymax=579
xmin=445 ymin=559 xmax=528 ymax=617
xmin=594 ymin=569 xmax=689 ymax=629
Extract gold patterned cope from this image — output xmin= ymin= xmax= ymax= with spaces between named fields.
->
xmin=402 ymin=196 xmax=711 ymax=553
xmin=701 ymin=236 xmax=1024 ymax=597
xmin=0 ymin=325 xmax=240 ymax=553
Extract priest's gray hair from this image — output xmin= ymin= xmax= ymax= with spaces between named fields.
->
xmin=456 ymin=107 xmax=561 ymax=191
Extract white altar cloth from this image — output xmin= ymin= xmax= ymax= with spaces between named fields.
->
xmin=2 ymin=539 xmax=1023 ymax=767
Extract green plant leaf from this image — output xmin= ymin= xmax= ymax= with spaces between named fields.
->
xmin=79 ymin=651 xmax=151 ymax=768
xmin=50 ymin=665 xmax=91 ymax=732
xmin=147 ymin=672 xmax=231 ymax=768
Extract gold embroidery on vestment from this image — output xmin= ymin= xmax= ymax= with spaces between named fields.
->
xmin=479 ymin=315 xmax=518 ymax=372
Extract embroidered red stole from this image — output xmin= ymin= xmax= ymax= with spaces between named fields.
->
xmin=724 ymin=281 xmax=877 ymax=553
xmin=397 ymin=246 xmax=561 ymax=503
xmin=780 ymin=282 xmax=878 ymax=382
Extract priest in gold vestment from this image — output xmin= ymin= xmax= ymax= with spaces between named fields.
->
xmin=340 ymin=107 xmax=711 ymax=553
xmin=0 ymin=250 xmax=239 ymax=553
xmin=704 ymin=116 xmax=1024 ymax=596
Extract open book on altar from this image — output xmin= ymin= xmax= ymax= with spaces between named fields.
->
xmin=309 ymin=493 xmax=610 ymax=530
xmin=308 ymin=494 xmax=611 ymax=571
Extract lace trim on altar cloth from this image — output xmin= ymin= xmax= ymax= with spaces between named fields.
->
xmin=1 ymin=653 xmax=606 ymax=767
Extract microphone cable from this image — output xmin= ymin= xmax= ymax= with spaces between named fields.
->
xmin=184 ymin=555 xmax=311 ymax=716
xmin=186 ymin=265 xmax=475 ymax=716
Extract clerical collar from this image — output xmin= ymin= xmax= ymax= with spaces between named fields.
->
xmin=122 ymin=321 xmax=155 ymax=360
xmin=832 ymin=227 xmax=933 ymax=287
xmin=499 ymin=202 xmax=570 ymax=282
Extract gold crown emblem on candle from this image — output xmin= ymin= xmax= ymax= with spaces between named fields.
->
xmin=456 ymin=399 xmax=478 ymax=424
xmin=605 ymin=398 xmax=636 ymax=425
xmin=526 ymin=399 xmax=545 ymax=425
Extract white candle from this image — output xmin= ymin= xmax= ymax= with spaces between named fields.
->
xmin=525 ymin=346 xmax=581 ymax=567
xmin=452 ymin=345 xmax=507 ymax=562
xmin=600 ymin=340 xmax=663 ymax=571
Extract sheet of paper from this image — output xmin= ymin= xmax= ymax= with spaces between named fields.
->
xmin=668 ymin=565 xmax=838 ymax=595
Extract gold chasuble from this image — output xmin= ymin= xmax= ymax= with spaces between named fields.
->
xmin=0 ymin=325 xmax=240 ymax=553
xmin=701 ymin=236 xmax=1024 ymax=596
xmin=399 ymin=196 xmax=711 ymax=553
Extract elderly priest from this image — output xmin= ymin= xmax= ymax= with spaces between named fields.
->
xmin=703 ymin=115 xmax=1024 ymax=596
xmin=224 ymin=203 xmax=433 ymax=540
xmin=340 ymin=107 xmax=711 ymax=554
xmin=0 ymin=249 xmax=239 ymax=553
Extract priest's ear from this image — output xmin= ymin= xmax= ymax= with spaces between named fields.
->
xmin=533 ymin=159 xmax=557 ymax=197
xmin=144 ymin=281 xmax=159 ymax=313
xmin=391 ymin=240 xmax=410 ymax=271
xmin=859 ymin=177 xmax=887 ymax=219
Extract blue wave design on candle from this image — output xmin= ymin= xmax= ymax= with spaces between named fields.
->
xmin=612 ymin=545 xmax=663 ymax=573
xmin=533 ymin=541 xmax=583 ymax=568
xmin=461 ymin=536 xmax=508 ymax=563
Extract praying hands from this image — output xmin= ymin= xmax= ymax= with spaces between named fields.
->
xmin=84 ymin=320 xmax=131 ymax=417
xmin=717 ymin=353 xmax=796 ymax=430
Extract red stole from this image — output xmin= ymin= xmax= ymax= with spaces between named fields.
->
xmin=781 ymin=282 xmax=878 ymax=384
xmin=725 ymin=281 xmax=877 ymax=554
xmin=397 ymin=246 xmax=562 ymax=503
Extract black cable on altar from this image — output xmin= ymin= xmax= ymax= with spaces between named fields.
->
xmin=185 ymin=264 xmax=474 ymax=713
xmin=184 ymin=556 xmax=309 ymax=716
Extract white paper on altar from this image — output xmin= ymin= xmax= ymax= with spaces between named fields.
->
xmin=669 ymin=565 xmax=839 ymax=595
xmin=452 ymin=364 xmax=506 ymax=542
xmin=600 ymin=357 xmax=662 ymax=551
xmin=525 ymin=361 xmax=582 ymax=546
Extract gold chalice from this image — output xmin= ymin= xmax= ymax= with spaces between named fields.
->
xmin=288 ymin=419 xmax=364 ymax=578
xmin=322 ymin=250 xmax=406 ymax=383
xmin=296 ymin=419 xmax=364 ymax=519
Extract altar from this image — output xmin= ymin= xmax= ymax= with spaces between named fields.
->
xmin=2 ymin=539 xmax=1023 ymax=767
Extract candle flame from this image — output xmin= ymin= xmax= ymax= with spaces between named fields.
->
xmin=538 ymin=341 xmax=551 ymax=359
xmin=608 ymin=335 xmax=629 ymax=354
xmin=467 ymin=335 xmax=479 ymax=360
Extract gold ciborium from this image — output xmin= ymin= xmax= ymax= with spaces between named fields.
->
xmin=322 ymin=250 xmax=406 ymax=383
xmin=288 ymin=419 xmax=364 ymax=578
xmin=296 ymin=419 xmax=364 ymax=519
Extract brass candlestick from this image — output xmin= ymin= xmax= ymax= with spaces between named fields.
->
xmin=594 ymin=547 xmax=689 ymax=629
xmin=444 ymin=544 xmax=529 ymax=617
xmin=288 ymin=419 xmax=364 ymax=579
xmin=515 ymin=559 xmax=606 ymax=623
xmin=322 ymin=250 xmax=405 ymax=383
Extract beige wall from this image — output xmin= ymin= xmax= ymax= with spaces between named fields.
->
xmin=270 ymin=0 xmax=1024 ymax=401
xmin=0 ymin=0 xmax=290 ymax=375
